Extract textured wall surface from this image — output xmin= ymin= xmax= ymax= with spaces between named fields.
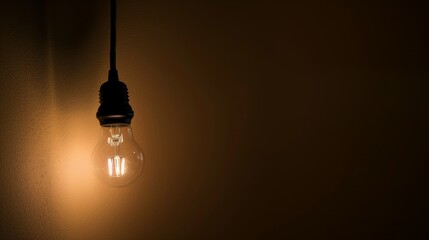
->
xmin=0 ymin=0 xmax=428 ymax=239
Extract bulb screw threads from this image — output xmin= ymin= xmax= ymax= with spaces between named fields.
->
xmin=96 ymin=70 xmax=134 ymax=125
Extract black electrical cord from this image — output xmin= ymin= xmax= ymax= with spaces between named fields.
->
xmin=110 ymin=0 xmax=116 ymax=71
xmin=108 ymin=0 xmax=119 ymax=81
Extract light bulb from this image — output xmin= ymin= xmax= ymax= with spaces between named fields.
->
xmin=92 ymin=124 xmax=144 ymax=187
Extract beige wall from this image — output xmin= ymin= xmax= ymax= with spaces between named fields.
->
xmin=0 ymin=0 xmax=428 ymax=239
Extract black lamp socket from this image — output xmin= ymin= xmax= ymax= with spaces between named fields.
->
xmin=96 ymin=70 xmax=134 ymax=125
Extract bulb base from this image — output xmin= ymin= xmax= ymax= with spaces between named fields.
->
xmin=96 ymin=70 xmax=134 ymax=125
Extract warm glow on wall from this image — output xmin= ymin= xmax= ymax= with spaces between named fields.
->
xmin=49 ymin=108 xmax=102 ymax=238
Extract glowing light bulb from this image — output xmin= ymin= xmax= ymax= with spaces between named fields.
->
xmin=92 ymin=124 xmax=144 ymax=187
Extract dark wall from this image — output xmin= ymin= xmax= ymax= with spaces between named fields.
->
xmin=0 ymin=0 xmax=428 ymax=239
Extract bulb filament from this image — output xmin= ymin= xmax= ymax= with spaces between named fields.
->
xmin=108 ymin=155 xmax=126 ymax=177
xmin=107 ymin=128 xmax=126 ymax=177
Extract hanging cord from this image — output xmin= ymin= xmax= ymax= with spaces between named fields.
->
xmin=110 ymin=0 xmax=116 ymax=70
xmin=109 ymin=0 xmax=119 ymax=81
